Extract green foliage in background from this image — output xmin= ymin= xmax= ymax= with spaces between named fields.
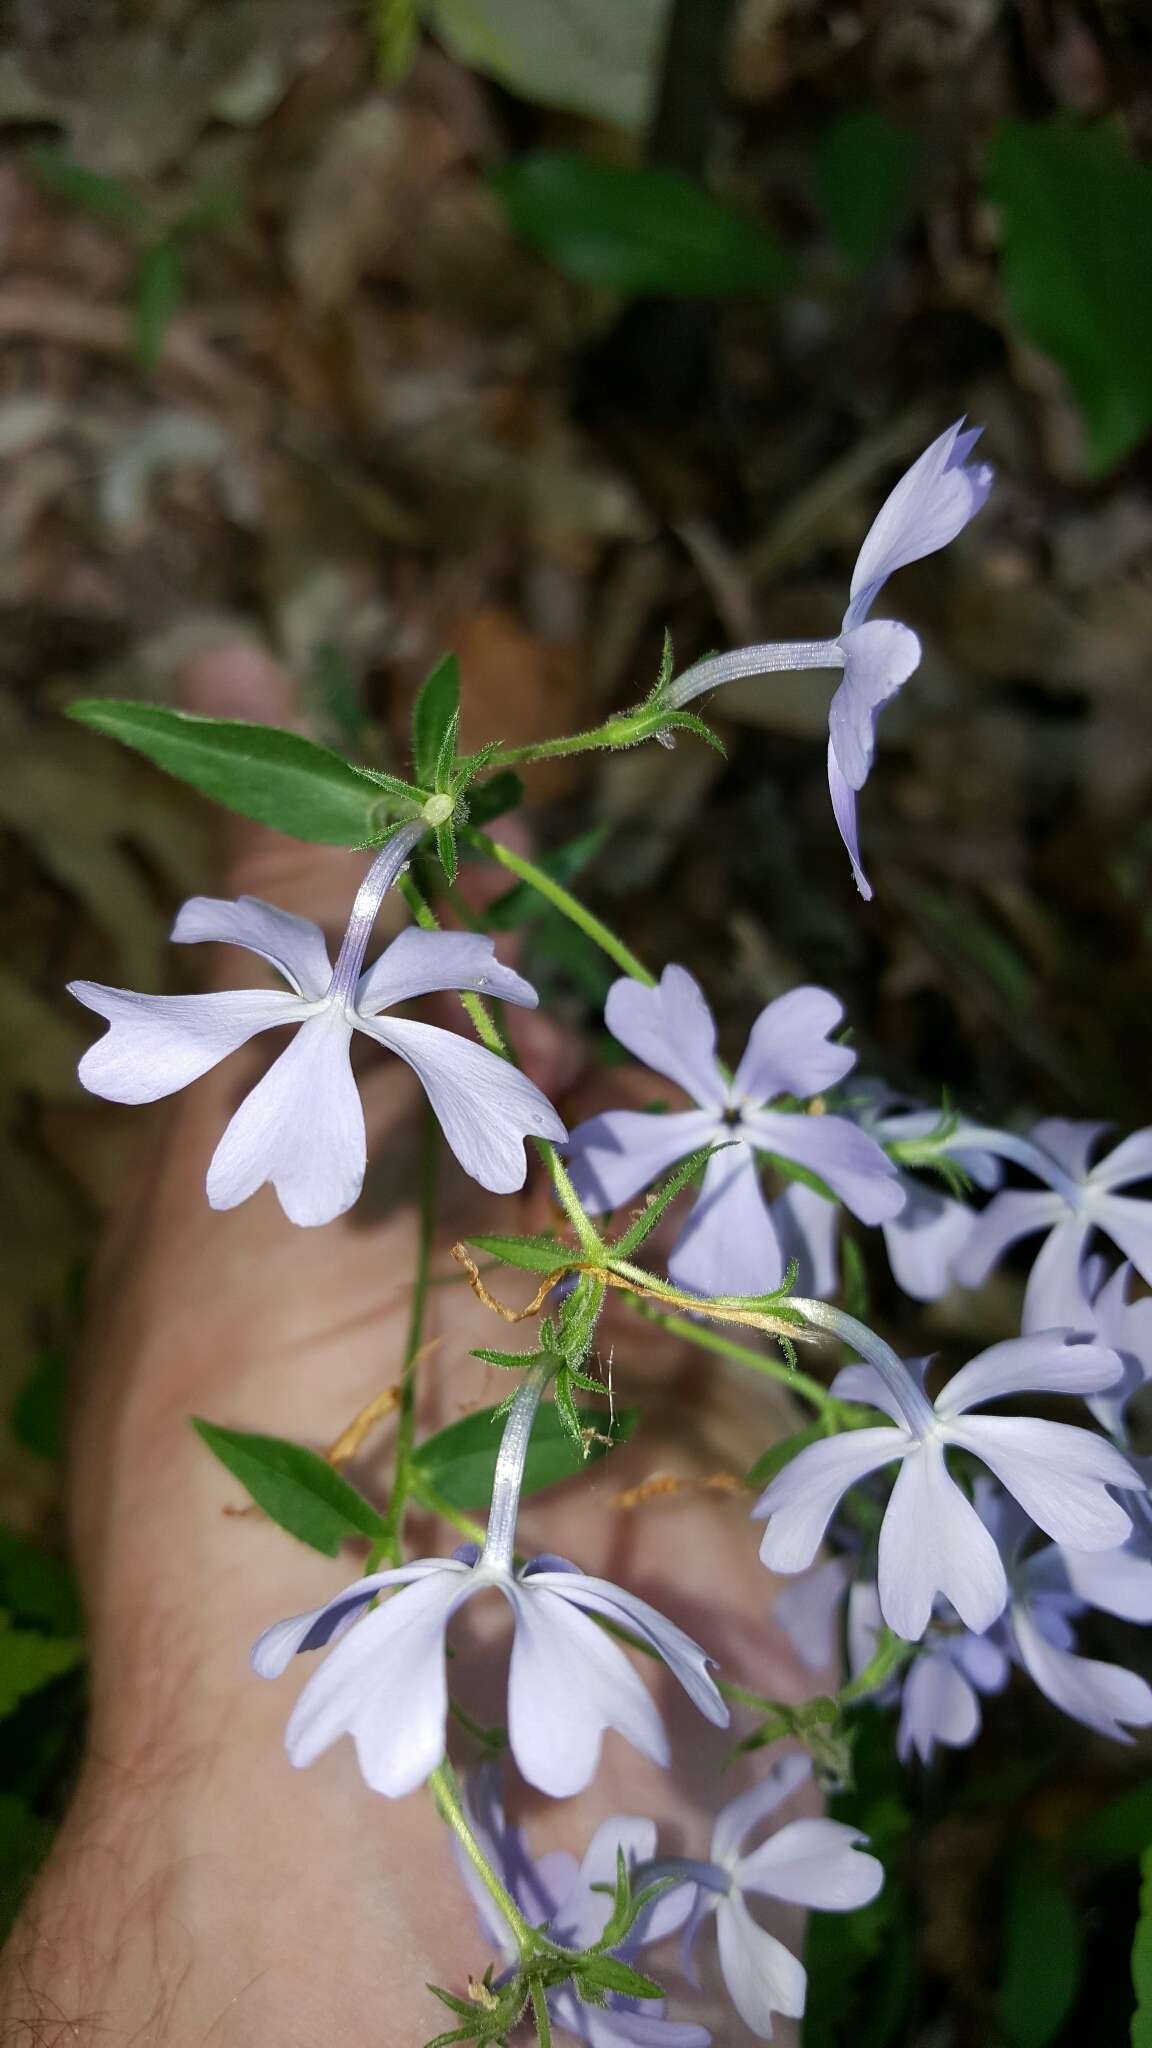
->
xmin=988 ymin=118 xmax=1152 ymax=473
xmin=815 ymin=110 xmax=920 ymax=270
xmin=490 ymin=154 xmax=792 ymax=297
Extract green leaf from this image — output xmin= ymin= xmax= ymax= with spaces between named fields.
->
xmin=746 ymin=1423 xmax=825 ymax=1489
xmin=490 ymin=154 xmax=793 ymax=298
xmin=192 ymin=1420 xmax=388 ymax=1556
xmin=412 ymin=654 xmax=461 ymax=788
xmin=435 ymin=819 xmax=459 ymax=884
xmin=611 ymin=1144 xmax=720 ymax=1257
xmin=68 ymin=699 xmax=417 ymax=844
xmin=998 ymin=1841 xmax=1083 ymax=2048
xmin=987 ymin=117 xmax=1152 ymax=473
xmin=464 ymin=769 xmax=523 ymax=826
xmin=27 ymin=144 xmax=144 ymax=226
xmin=426 ymin=0 xmax=671 ymax=132
xmin=1133 ymin=1845 xmax=1152 ymax=2048
xmin=577 ymin=1955 xmax=662 ymax=2001
xmin=466 ymin=1231 xmax=572 ymax=1274
xmin=816 ymin=111 xmax=919 ymax=268
xmin=0 ymin=1617 xmax=83 ymax=1718
xmin=1068 ymin=1779 xmax=1152 ymax=1868
xmin=756 ymin=1150 xmax=838 ymax=1204
xmin=412 ymin=1401 xmax=636 ymax=1510
xmin=551 ymin=1366 xmax=586 ymax=1455
xmin=10 ymin=1350 xmax=66 ymax=1462
xmin=133 ymin=237 xmax=185 ymax=369
xmin=0 ymin=1526 xmax=81 ymax=1636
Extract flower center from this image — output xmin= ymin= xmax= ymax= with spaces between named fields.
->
xmin=721 ymin=1105 xmax=744 ymax=1129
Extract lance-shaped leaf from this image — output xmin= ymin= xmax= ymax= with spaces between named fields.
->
xmin=411 ymin=653 xmax=461 ymax=788
xmin=68 ymin=700 xmax=420 ymax=845
xmin=411 ymin=1399 xmax=636 ymax=1510
xmin=0 ymin=1617 xmax=83 ymax=1718
xmin=610 ymin=1142 xmax=721 ymax=1257
xmin=192 ymin=1420 xmax=389 ymax=1555
xmin=466 ymin=1230 xmax=574 ymax=1273
xmin=491 ymin=154 xmax=792 ymax=297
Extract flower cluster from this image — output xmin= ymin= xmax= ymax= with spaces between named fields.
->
xmin=67 ymin=424 xmax=1152 ymax=2046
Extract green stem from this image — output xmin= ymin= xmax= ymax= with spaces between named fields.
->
xmin=485 ymin=706 xmax=669 ymax=769
xmin=372 ymin=1099 xmax=439 ymax=1568
xmin=409 ymin=1474 xmax=487 ymax=1547
xmin=464 ymin=831 xmax=655 ymax=987
xmin=530 ymin=1978 xmax=553 ymax=2047
xmin=631 ymin=1299 xmax=840 ymax=1418
xmin=430 ymin=1760 xmax=536 ymax=1957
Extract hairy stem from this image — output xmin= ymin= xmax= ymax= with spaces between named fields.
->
xmin=465 ymin=831 xmax=655 ymax=987
xmin=631 ymin=1299 xmax=840 ymax=1417
xmin=430 ymin=1761 xmax=536 ymax=1957
xmin=371 ymin=1101 xmax=439 ymax=1568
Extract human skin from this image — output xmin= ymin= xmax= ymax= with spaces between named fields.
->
xmin=0 ymin=645 xmax=818 ymax=2044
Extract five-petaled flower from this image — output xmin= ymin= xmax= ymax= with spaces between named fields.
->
xmin=252 ymin=1543 xmax=727 ymax=1800
xmin=69 ymin=858 xmax=565 ymax=1226
xmin=754 ymin=1330 xmax=1141 ymax=1639
xmin=566 ymin=967 xmax=903 ymax=1299
xmin=663 ymin=421 xmax=993 ymax=897
xmin=455 ymin=1766 xmax=708 ymax=2047
xmin=956 ymin=1117 xmax=1152 ymax=1333
xmin=642 ymin=1753 xmax=883 ymax=2039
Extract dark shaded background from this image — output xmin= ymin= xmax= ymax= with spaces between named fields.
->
xmin=1 ymin=2 xmax=1151 ymax=2042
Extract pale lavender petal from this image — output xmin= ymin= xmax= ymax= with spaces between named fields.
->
xmin=745 ymin=1109 xmax=904 ymax=1224
xmin=755 ymin=1429 xmax=910 ymax=1574
xmin=828 ymin=620 xmax=921 ymax=789
xmin=827 ymin=741 xmax=871 ymax=900
xmin=1021 ymin=1217 xmax=1096 ymax=1332
xmin=207 ymin=1010 xmax=365 ymax=1226
xmin=732 ymin=987 xmax=856 ymax=1105
xmin=359 ymin=1014 xmax=566 ymax=1193
xmin=566 ymin=1108 xmax=720 ymax=1215
xmin=715 ymin=1893 xmax=807 ymax=2036
xmin=668 ymin=1145 xmax=784 ymax=1297
xmin=771 ymin=1181 xmax=840 ymax=1296
xmin=953 ymin=1188 xmax=1069 ymax=1288
xmin=1060 ymin=1544 xmax=1152 ymax=1623
xmin=846 ymin=1580 xmax=886 ymax=1686
xmin=69 ymin=982 xmax=306 ymax=1104
xmin=879 ymin=1445 xmax=1007 ymax=1637
xmin=883 ymin=1181 xmax=975 ymax=1302
xmin=775 ymin=1560 xmax=850 ymax=1673
xmin=172 ymin=894 xmax=332 ymax=1000
xmin=1084 ymin=1263 xmax=1152 ymax=1435
xmin=284 ymin=1566 xmax=477 ymax=1795
xmin=948 ymin=1415 xmax=1138 ymax=1549
xmin=604 ymin=967 xmax=726 ymax=1111
xmin=934 ymin=1335 xmax=1125 ymax=1420
xmin=356 ymin=927 xmax=538 ymax=1017
xmin=829 ymin=1361 xmax=910 ymax=1427
xmin=506 ymin=1585 xmax=669 ymax=1797
xmin=1090 ymin=1127 xmax=1152 ymax=1191
xmin=537 ymin=1572 xmax=728 ymax=1729
xmin=711 ymin=1753 xmax=812 ymax=1867
xmin=551 ymin=1991 xmax=710 ymax=2048
xmin=953 ymin=1631 xmax=1012 ymax=1693
xmin=1097 ymin=1193 xmax=1152 ymax=1287
xmin=1032 ymin=1118 xmax=1109 ymax=1182
xmin=845 ymin=419 xmax=993 ymax=628
xmin=251 ymin=1567 xmax=430 ymax=1678
xmin=897 ymin=1650 xmax=981 ymax=1764
xmin=1012 ymin=1603 xmax=1152 ymax=1743
xmin=737 ymin=1818 xmax=883 ymax=1911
